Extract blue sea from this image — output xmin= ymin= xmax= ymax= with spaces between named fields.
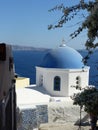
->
xmin=13 ymin=49 xmax=98 ymax=87
xmin=13 ymin=50 xmax=48 ymax=84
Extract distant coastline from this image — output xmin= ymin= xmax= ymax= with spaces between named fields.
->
xmin=12 ymin=45 xmax=51 ymax=51
xmin=12 ymin=44 xmax=98 ymax=52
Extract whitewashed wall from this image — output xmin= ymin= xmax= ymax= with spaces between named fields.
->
xmin=68 ymin=68 xmax=89 ymax=96
xmin=36 ymin=67 xmax=89 ymax=97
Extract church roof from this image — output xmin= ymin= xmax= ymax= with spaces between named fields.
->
xmin=40 ymin=45 xmax=84 ymax=69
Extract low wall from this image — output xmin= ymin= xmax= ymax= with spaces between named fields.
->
xmin=17 ymin=105 xmax=48 ymax=130
xmin=48 ymin=102 xmax=88 ymax=124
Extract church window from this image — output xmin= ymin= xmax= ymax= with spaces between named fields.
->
xmin=40 ymin=75 xmax=43 ymax=86
xmin=54 ymin=76 xmax=61 ymax=91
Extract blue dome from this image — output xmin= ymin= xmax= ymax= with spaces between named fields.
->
xmin=40 ymin=45 xmax=84 ymax=69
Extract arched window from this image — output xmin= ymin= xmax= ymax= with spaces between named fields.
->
xmin=54 ymin=76 xmax=61 ymax=91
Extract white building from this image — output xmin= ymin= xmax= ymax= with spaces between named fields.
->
xmin=36 ymin=43 xmax=90 ymax=97
xmin=16 ymin=42 xmax=90 ymax=130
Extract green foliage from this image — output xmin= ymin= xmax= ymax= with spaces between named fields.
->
xmin=48 ymin=0 xmax=98 ymax=51
xmin=71 ymin=86 xmax=98 ymax=115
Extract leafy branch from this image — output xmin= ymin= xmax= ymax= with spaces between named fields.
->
xmin=48 ymin=0 xmax=98 ymax=52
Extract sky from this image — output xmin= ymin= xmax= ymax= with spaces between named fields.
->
xmin=0 ymin=0 xmax=90 ymax=49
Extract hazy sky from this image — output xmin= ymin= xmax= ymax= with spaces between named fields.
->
xmin=0 ymin=0 xmax=89 ymax=49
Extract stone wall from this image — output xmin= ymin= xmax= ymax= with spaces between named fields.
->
xmin=17 ymin=105 xmax=48 ymax=130
xmin=36 ymin=105 xmax=48 ymax=126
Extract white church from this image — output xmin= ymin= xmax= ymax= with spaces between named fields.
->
xmin=16 ymin=42 xmax=90 ymax=130
xmin=36 ymin=42 xmax=90 ymax=97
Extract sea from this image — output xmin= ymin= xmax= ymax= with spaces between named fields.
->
xmin=13 ymin=49 xmax=98 ymax=87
